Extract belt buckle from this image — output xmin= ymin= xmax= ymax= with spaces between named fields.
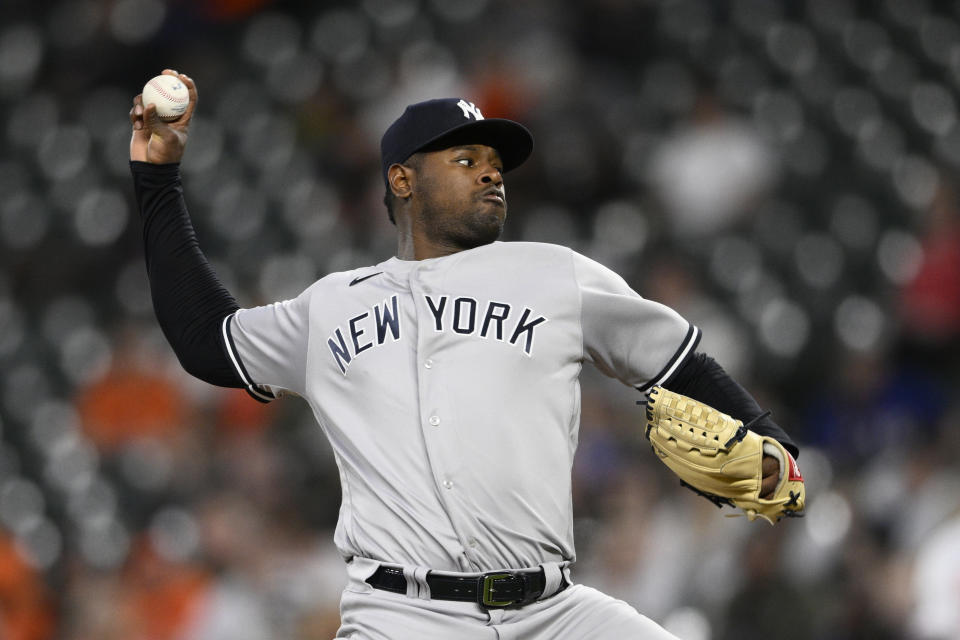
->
xmin=479 ymin=572 xmax=516 ymax=608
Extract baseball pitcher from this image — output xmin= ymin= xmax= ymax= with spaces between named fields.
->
xmin=129 ymin=70 xmax=803 ymax=639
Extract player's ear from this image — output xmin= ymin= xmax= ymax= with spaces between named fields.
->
xmin=388 ymin=163 xmax=414 ymax=199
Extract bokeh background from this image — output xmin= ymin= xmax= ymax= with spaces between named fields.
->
xmin=0 ymin=0 xmax=958 ymax=638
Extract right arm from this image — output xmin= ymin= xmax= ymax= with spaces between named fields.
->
xmin=129 ymin=70 xmax=243 ymax=389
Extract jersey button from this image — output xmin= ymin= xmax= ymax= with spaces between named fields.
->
xmin=424 ymin=359 xmax=433 ymax=369
xmin=429 ymin=415 xmax=440 ymax=426
xmin=443 ymin=480 xmax=453 ymax=490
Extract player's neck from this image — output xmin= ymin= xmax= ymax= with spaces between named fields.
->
xmin=395 ymin=222 xmax=464 ymax=261
xmin=396 ymin=235 xmax=463 ymax=261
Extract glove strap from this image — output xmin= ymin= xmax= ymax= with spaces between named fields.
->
xmin=724 ymin=410 xmax=771 ymax=447
xmin=743 ymin=410 xmax=772 ymax=430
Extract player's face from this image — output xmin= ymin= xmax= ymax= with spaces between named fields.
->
xmin=411 ymin=144 xmax=507 ymax=250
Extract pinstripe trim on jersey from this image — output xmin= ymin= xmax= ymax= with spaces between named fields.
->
xmin=221 ymin=313 xmax=276 ymax=403
xmin=635 ymin=323 xmax=701 ymax=393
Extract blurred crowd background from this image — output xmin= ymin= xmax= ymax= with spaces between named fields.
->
xmin=0 ymin=0 xmax=958 ymax=638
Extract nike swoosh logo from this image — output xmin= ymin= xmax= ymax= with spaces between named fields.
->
xmin=349 ymin=272 xmax=383 ymax=286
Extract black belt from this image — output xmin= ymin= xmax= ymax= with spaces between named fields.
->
xmin=366 ymin=565 xmax=568 ymax=609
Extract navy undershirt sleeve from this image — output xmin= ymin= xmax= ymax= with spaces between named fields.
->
xmin=662 ymin=351 xmax=799 ymax=457
xmin=130 ymin=161 xmax=243 ymax=388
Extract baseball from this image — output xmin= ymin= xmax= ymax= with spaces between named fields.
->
xmin=141 ymin=74 xmax=189 ymax=121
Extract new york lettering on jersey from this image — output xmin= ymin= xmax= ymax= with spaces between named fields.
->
xmin=327 ymin=295 xmax=402 ymax=375
xmin=326 ymin=292 xmax=548 ymax=375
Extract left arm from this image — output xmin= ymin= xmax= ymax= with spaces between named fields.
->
xmin=569 ymin=249 xmax=799 ymax=500
xmin=662 ymin=351 xmax=798 ymax=457
xmin=662 ymin=351 xmax=798 ymax=499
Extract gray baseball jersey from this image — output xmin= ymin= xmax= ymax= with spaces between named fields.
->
xmin=222 ymin=241 xmax=698 ymax=573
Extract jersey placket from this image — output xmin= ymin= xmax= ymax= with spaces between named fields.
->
xmin=408 ymin=264 xmax=483 ymax=568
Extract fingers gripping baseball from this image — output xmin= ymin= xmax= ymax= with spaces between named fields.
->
xmin=129 ymin=70 xmax=198 ymax=164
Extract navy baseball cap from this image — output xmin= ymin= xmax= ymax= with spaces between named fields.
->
xmin=380 ymin=98 xmax=533 ymax=186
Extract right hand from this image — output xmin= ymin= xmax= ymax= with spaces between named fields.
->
xmin=129 ymin=69 xmax=197 ymax=164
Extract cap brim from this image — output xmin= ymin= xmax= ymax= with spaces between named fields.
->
xmin=414 ymin=118 xmax=534 ymax=174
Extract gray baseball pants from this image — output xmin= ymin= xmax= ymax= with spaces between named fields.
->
xmin=335 ymin=558 xmax=681 ymax=640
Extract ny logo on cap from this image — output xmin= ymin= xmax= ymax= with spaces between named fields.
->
xmin=456 ymin=99 xmax=484 ymax=121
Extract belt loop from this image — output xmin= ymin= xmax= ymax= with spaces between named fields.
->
xmin=402 ymin=566 xmax=419 ymax=599
xmin=413 ymin=566 xmax=431 ymax=600
xmin=538 ymin=562 xmax=563 ymax=599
